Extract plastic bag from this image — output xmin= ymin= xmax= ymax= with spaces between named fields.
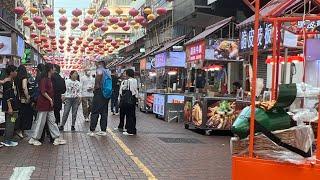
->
xmin=292 ymin=109 xmax=318 ymax=125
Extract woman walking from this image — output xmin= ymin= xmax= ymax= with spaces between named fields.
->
xmin=15 ymin=65 xmax=33 ymax=138
xmin=59 ymin=71 xmax=81 ymax=131
xmin=28 ymin=63 xmax=66 ymax=146
xmin=117 ymin=69 xmax=138 ymax=136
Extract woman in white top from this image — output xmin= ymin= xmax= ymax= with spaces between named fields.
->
xmin=59 ymin=71 xmax=81 ymax=131
xmin=116 ymin=69 xmax=138 ymax=135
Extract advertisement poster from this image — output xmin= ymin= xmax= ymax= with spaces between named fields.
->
xmin=0 ymin=36 xmax=12 ymax=55
xmin=167 ymin=95 xmax=184 ymax=104
xmin=155 ymin=52 xmax=166 ymax=68
xmin=153 ymin=94 xmax=165 ymax=116
xmin=167 ymin=52 xmax=186 ymax=67
xmin=17 ymin=35 xmax=25 ymax=58
xmin=205 ymin=39 xmax=239 ymax=60
xmin=184 ymin=97 xmax=193 ymax=123
xmin=186 ymin=40 xmax=205 ymax=61
xmin=206 ymin=99 xmax=240 ymax=130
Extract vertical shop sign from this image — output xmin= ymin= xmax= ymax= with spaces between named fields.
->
xmin=240 ymin=23 xmax=273 ymax=52
xmin=186 ymin=40 xmax=205 ymax=61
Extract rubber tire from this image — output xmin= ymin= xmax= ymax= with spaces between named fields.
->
xmin=184 ymin=124 xmax=189 ymax=129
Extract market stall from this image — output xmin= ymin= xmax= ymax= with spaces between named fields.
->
xmin=183 ymin=17 xmax=247 ymax=133
xmin=151 ymin=36 xmax=187 ymax=122
xmin=232 ymin=0 xmax=320 ymax=179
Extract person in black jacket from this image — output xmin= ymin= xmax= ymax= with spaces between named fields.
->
xmin=52 ymin=65 xmax=66 ymax=124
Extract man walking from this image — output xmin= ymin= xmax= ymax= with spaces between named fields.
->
xmin=87 ymin=59 xmax=110 ymax=136
xmin=52 ymin=64 xmax=66 ymax=125
xmin=81 ymin=69 xmax=94 ymax=122
xmin=111 ymin=70 xmax=120 ymax=115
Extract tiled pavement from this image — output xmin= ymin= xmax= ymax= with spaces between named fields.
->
xmin=0 ymin=107 xmax=231 ymax=180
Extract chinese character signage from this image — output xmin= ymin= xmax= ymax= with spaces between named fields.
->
xmin=239 ymin=23 xmax=273 ymax=52
xmin=186 ymin=40 xmax=205 ymax=61
xmin=155 ymin=52 xmax=166 ymax=68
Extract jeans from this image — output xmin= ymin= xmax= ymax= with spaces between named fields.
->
xmin=60 ymin=98 xmax=80 ymax=127
xmin=4 ymin=112 xmax=18 ymax=141
xmin=90 ymin=90 xmax=109 ymax=132
xmin=111 ymin=93 xmax=119 ymax=113
xmin=81 ymin=97 xmax=92 ymax=119
xmin=119 ymin=104 xmax=136 ymax=134
xmin=32 ymin=111 xmax=60 ymax=140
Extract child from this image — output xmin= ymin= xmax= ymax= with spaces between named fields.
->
xmin=1 ymin=65 xmax=19 ymax=147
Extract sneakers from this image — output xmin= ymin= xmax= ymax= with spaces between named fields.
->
xmin=115 ymin=112 xmax=120 ymax=116
xmin=1 ymin=140 xmax=18 ymax=147
xmin=28 ymin=138 xmax=42 ymax=146
xmin=114 ymin=127 xmax=126 ymax=132
xmin=71 ymin=126 xmax=75 ymax=131
xmin=16 ymin=131 xmax=24 ymax=139
xmin=87 ymin=132 xmax=95 ymax=136
xmin=96 ymin=131 xmax=107 ymax=136
xmin=53 ymin=138 xmax=67 ymax=146
xmin=123 ymin=132 xmax=134 ymax=136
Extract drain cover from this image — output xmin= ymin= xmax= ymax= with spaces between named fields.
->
xmin=158 ymin=137 xmax=204 ymax=144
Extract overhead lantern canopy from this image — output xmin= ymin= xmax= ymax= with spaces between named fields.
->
xmin=94 ymin=20 xmax=103 ymax=28
xmin=33 ymin=16 xmax=42 ymax=24
xmin=71 ymin=21 xmax=79 ymax=29
xmin=109 ymin=17 xmax=119 ymax=24
xmin=59 ymin=16 xmax=68 ymax=25
xmin=14 ymin=7 xmax=25 ymax=16
xmin=23 ymin=19 xmax=33 ymax=27
xmin=122 ymin=25 xmax=130 ymax=31
xmin=43 ymin=7 xmax=53 ymax=17
xmin=47 ymin=21 xmax=55 ymax=29
xmin=134 ymin=16 xmax=144 ymax=24
xmin=84 ymin=16 xmax=93 ymax=25
xmin=80 ymin=25 xmax=88 ymax=31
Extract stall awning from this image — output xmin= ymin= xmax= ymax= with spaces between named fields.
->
xmin=184 ymin=17 xmax=233 ymax=46
xmin=140 ymin=46 xmax=161 ymax=59
xmin=153 ymin=35 xmax=186 ymax=55
xmin=237 ymin=0 xmax=300 ymax=27
xmin=123 ymin=52 xmax=143 ymax=64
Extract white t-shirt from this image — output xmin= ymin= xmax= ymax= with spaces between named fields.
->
xmin=81 ymin=75 xmax=94 ymax=97
xmin=119 ymin=78 xmax=138 ymax=98
xmin=64 ymin=79 xmax=82 ymax=98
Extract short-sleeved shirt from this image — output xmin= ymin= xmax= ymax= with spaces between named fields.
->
xmin=36 ymin=77 xmax=54 ymax=111
xmin=2 ymin=80 xmax=19 ymax=112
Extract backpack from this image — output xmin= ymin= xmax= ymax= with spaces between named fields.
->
xmin=119 ymin=80 xmax=136 ymax=106
xmin=102 ymin=69 xmax=112 ymax=99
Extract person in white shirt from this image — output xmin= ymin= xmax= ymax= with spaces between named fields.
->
xmin=116 ymin=69 xmax=138 ymax=136
xmin=80 ymin=69 xmax=94 ymax=122
xmin=59 ymin=71 xmax=81 ymax=131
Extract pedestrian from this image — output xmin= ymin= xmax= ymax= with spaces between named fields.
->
xmin=111 ymin=70 xmax=120 ymax=115
xmin=117 ymin=69 xmax=138 ymax=136
xmin=28 ymin=63 xmax=66 ymax=146
xmin=80 ymin=69 xmax=94 ymax=122
xmin=52 ymin=64 xmax=66 ymax=125
xmin=87 ymin=59 xmax=110 ymax=136
xmin=1 ymin=65 xmax=19 ymax=147
xmin=59 ymin=70 xmax=81 ymax=131
xmin=15 ymin=65 xmax=33 ymax=138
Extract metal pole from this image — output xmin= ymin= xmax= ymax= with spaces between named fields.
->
xmin=282 ymin=48 xmax=288 ymax=84
xmin=249 ymin=0 xmax=260 ymax=158
xmin=271 ymin=21 xmax=277 ymax=100
xmin=275 ymin=22 xmax=281 ymax=99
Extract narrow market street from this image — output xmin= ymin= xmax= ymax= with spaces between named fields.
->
xmin=0 ymin=108 xmax=231 ymax=180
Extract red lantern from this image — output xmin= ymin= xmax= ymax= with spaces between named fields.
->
xmin=59 ymin=16 xmax=68 ymax=25
xmin=60 ymin=50 xmax=64 ymax=53
xmin=109 ymin=17 xmax=119 ymax=24
xmin=67 ymin=47 xmax=71 ymax=52
xmin=52 ymin=46 xmax=57 ymax=50
xmin=84 ymin=16 xmax=93 ymax=25
xmin=104 ymin=47 xmax=109 ymax=51
xmin=129 ymin=8 xmax=139 ymax=17
xmin=72 ymin=8 xmax=82 ymax=17
xmin=76 ymin=40 xmax=82 ymax=45
xmin=47 ymin=21 xmax=55 ymax=29
xmin=51 ymin=41 xmax=57 ymax=46
xmin=34 ymin=39 xmax=41 ymax=44
xmin=99 ymin=51 xmax=104 ymax=55
xmin=111 ymin=41 xmax=117 ymax=47
xmin=73 ymin=46 xmax=79 ymax=50
xmin=88 ymin=46 xmax=94 ymax=51
xmin=156 ymin=7 xmax=167 ymax=16
xmin=59 ymin=39 xmax=65 ymax=44
xmin=59 ymin=45 xmax=64 ymax=49
xmin=100 ymin=7 xmax=110 ymax=17
xmin=30 ymin=33 xmax=37 ymax=39
xmin=43 ymin=7 xmax=53 ymax=16
xmin=124 ymin=38 xmax=130 ymax=44
xmin=87 ymin=37 xmax=93 ymax=42
xmin=14 ymin=7 xmax=25 ymax=16
xmin=83 ymin=42 xmax=89 ymax=47
xmin=80 ymin=25 xmax=88 ymax=31
xmin=108 ymin=50 xmax=113 ymax=54
xmin=69 ymin=36 xmax=75 ymax=41
xmin=100 ymin=25 xmax=108 ymax=32
xmin=33 ymin=16 xmax=42 ymax=24
xmin=118 ymin=21 xmax=126 ymax=27
xmin=44 ymin=44 xmax=50 ymax=48
xmin=67 ymin=42 xmax=73 ymax=47
xmin=106 ymin=36 xmax=113 ymax=43
xmin=134 ymin=16 xmax=144 ymax=24
xmin=40 ymin=36 xmax=47 ymax=42
xmin=140 ymin=19 xmax=148 ymax=27
xmin=37 ymin=23 xmax=46 ymax=31
xmin=93 ymin=40 xmax=100 ymax=45
xmin=49 ymin=34 xmax=56 ymax=39
xmin=122 ymin=25 xmax=130 ymax=31
xmin=71 ymin=21 xmax=79 ymax=29
xmin=94 ymin=49 xmax=99 ymax=53
xmin=23 ymin=19 xmax=33 ymax=26
xmin=80 ymin=48 xmax=85 ymax=53
xmin=98 ymin=44 xmax=104 ymax=48
xmin=59 ymin=26 xmax=66 ymax=31
xmin=94 ymin=21 xmax=103 ymax=28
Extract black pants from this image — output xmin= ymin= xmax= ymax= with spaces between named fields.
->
xmin=111 ymin=92 xmax=119 ymax=113
xmin=119 ymin=104 xmax=136 ymax=134
xmin=16 ymin=103 xmax=34 ymax=130
xmin=54 ymin=108 xmax=61 ymax=125
xmin=90 ymin=90 xmax=109 ymax=132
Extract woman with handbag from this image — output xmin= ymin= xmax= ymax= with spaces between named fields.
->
xmin=116 ymin=69 xmax=138 ymax=136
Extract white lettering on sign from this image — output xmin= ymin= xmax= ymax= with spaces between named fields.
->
xmin=264 ymin=24 xmax=272 ymax=49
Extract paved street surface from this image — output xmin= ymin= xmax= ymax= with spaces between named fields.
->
xmin=0 ymin=108 xmax=231 ymax=180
